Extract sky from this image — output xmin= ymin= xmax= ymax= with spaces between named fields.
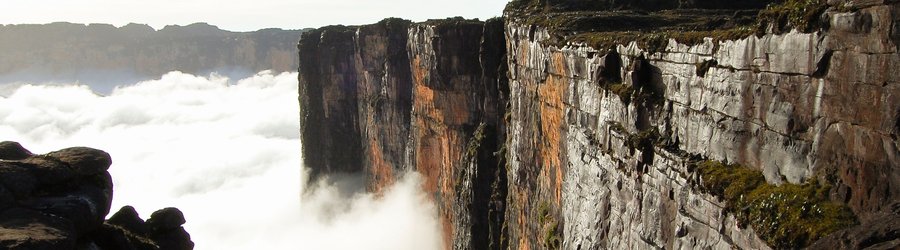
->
xmin=1 ymin=0 xmax=510 ymax=31
xmin=0 ymin=71 xmax=444 ymax=250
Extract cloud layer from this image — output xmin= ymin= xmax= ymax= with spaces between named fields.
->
xmin=0 ymin=71 xmax=443 ymax=250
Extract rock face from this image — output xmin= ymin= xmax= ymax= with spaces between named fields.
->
xmin=0 ymin=141 xmax=193 ymax=250
xmin=810 ymin=201 xmax=900 ymax=249
xmin=299 ymin=17 xmax=509 ymax=249
xmin=501 ymin=0 xmax=899 ymax=248
xmin=0 ymin=22 xmax=305 ymax=86
xmin=298 ymin=0 xmax=900 ymax=249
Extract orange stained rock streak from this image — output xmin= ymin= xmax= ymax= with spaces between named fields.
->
xmin=515 ymin=191 xmax=531 ymax=250
xmin=368 ymin=138 xmax=394 ymax=194
xmin=411 ymin=54 xmax=476 ymax=250
xmin=537 ymin=52 xmax=568 ymax=206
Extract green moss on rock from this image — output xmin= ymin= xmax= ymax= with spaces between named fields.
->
xmin=506 ymin=0 xmax=775 ymax=14
xmin=757 ymin=0 xmax=829 ymax=34
xmin=508 ymin=0 xmax=839 ymax=52
xmin=606 ymin=82 xmax=633 ymax=103
xmin=694 ymin=161 xmax=857 ymax=248
xmin=535 ymin=201 xmax=561 ymax=249
xmin=466 ymin=123 xmax=488 ymax=158
xmin=626 ymin=128 xmax=660 ymax=152
xmin=544 ymin=220 xmax=561 ymax=250
xmin=568 ymin=26 xmax=756 ymax=53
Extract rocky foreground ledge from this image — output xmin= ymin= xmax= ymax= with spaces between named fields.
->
xmin=0 ymin=141 xmax=193 ymax=250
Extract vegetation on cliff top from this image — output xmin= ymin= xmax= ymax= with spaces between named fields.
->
xmin=506 ymin=0 xmax=775 ymax=13
xmin=757 ymin=0 xmax=830 ymax=33
xmin=506 ymin=0 xmax=834 ymax=51
xmin=422 ymin=16 xmax=486 ymax=26
xmin=692 ymin=161 xmax=857 ymax=248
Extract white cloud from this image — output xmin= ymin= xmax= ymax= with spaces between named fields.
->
xmin=0 ymin=71 xmax=443 ymax=250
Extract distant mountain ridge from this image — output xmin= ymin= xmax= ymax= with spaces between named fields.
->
xmin=0 ymin=22 xmax=307 ymax=90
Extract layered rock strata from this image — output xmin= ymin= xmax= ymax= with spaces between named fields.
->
xmin=501 ymin=0 xmax=899 ymax=248
xmin=298 ymin=0 xmax=900 ymax=249
xmin=0 ymin=141 xmax=193 ymax=250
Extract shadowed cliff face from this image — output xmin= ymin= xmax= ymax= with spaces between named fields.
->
xmin=355 ymin=19 xmax=415 ymax=192
xmin=298 ymin=25 xmax=365 ymax=178
xmin=298 ymin=17 xmax=509 ymax=250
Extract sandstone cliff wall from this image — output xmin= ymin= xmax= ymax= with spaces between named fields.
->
xmin=298 ymin=17 xmax=509 ymax=249
xmin=298 ymin=0 xmax=900 ymax=249
xmin=501 ymin=1 xmax=898 ymax=248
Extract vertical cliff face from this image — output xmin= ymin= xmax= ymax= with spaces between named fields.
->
xmin=504 ymin=22 xmax=772 ymax=250
xmin=298 ymin=25 xmax=364 ymax=177
xmin=501 ymin=0 xmax=899 ymax=249
xmin=298 ymin=17 xmax=509 ymax=249
xmin=298 ymin=19 xmax=419 ymax=181
xmin=355 ymin=19 xmax=415 ymax=191
xmin=407 ymin=18 xmax=509 ymax=249
xmin=299 ymin=0 xmax=900 ymax=249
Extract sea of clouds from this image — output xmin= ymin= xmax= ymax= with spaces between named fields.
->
xmin=0 ymin=71 xmax=442 ymax=250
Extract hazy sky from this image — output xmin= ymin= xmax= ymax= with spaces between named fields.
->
xmin=1 ymin=0 xmax=510 ymax=31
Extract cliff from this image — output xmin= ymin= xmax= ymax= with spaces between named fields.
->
xmin=0 ymin=141 xmax=193 ymax=250
xmin=0 ymin=22 xmax=305 ymax=86
xmin=299 ymin=17 xmax=509 ymax=249
xmin=298 ymin=0 xmax=900 ymax=249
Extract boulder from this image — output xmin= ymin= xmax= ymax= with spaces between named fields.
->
xmin=0 ymin=141 xmax=32 ymax=160
xmin=0 ymin=142 xmax=193 ymax=249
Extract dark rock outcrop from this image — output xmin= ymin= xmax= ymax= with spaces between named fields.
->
xmin=0 ymin=142 xmax=31 ymax=160
xmin=145 ymin=208 xmax=193 ymax=250
xmin=0 ymin=142 xmax=193 ymax=250
xmin=809 ymin=202 xmax=900 ymax=249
